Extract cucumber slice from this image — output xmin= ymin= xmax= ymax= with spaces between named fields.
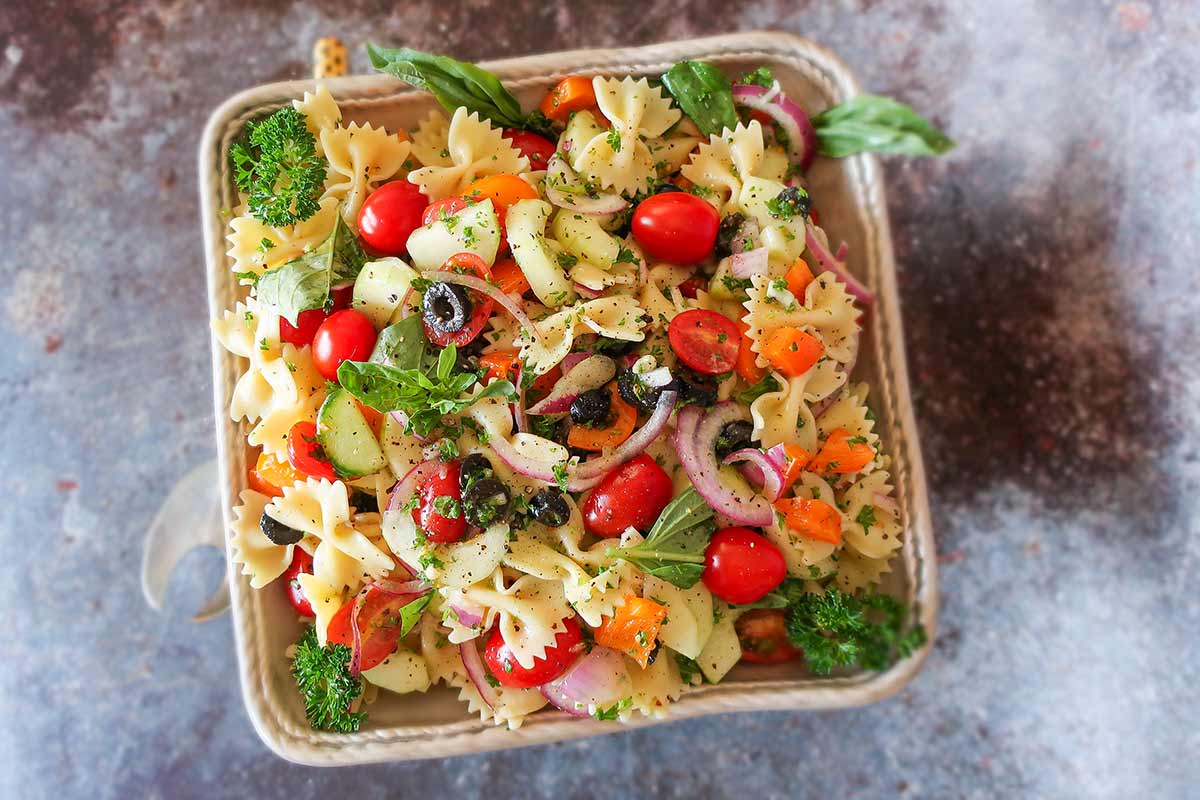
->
xmin=352 ymin=257 xmax=418 ymax=329
xmin=317 ymin=388 xmax=387 ymax=478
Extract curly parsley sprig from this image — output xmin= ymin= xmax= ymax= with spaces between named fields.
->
xmin=230 ymin=107 xmax=326 ymax=227
xmin=291 ymin=626 xmax=366 ymax=733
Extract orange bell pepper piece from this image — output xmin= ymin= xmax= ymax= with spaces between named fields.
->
xmin=778 ymin=444 xmax=812 ymax=491
xmin=761 ymin=327 xmax=824 ymax=377
xmin=248 ymin=451 xmax=305 ymax=498
xmin=808 ymin=428 xmax=875 ymax=474
xmin=539 ymin=76 xmax=598 ymax=122
xmin=479 ymin=350 xmax=520 ymax=383
xmin=773 ymin=497 xmax=842 ymax=545
xmin=734 ymin=317 xmax=765 ymax=383
xmin=491 ymin=258 xmax=530 ymax=296
xmin=784 ymin=258 xmax=815 ymax=299
xmin=567 ymin=383 xmax=636 ymax=452
xmin=595 ymin=596 xmax=669 ymax=668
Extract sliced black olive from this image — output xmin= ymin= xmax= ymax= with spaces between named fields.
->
xmin=259 ymin=511 xmax=304 ymax=545
xmin=671 ymin=370 xmax=717 ymax=408
xmin=592 ymin=336 xmax=636 ymax=356
xmin=422 ymin=282 xmax=472 ymax=335
xmin=714 ymin=420 xmax=754 ymax=460
xmin=462 ymin=477 xmax=511 ymax=527
xmin=459 ymin=453 xmax=495 ymax=492
xmin=654 ymin=183 xmax=684 ymax=194
xmin=617 ymin=368 xmax=663 ymax=413
xmin=716 ymin=212 xmax=747 ymax=258
xmin=529 ymin=489 xmax=571 ymax=527
xmin=645 ymin=643 xmax=661 ymax=666
xmin=770 ymin=186 xmax=811 ymax=219
xmin=349 ymin=489 xmax=378 ymax=515
xmin=570 ymin=387 xmax=611 ymax=425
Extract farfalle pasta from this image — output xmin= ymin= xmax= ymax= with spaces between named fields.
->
xmin=213 ymin=47 xmax=947 ymax=734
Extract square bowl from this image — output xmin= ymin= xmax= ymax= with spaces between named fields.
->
xmin=199 ymin=30 xmax=938 ymax=765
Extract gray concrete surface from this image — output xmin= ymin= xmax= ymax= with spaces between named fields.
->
xmin=1 ymin=1 xmax=1197 ymax=797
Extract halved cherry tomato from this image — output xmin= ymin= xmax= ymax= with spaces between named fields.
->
xmin=567 ymin=383 xmax=636 ymax=452
xmin=282 ymin=548 xmax=315 ymax=617
xmin=582 ymin=454 xmax=674 ymax=538
xmin=808 ymin=428 xmax=876 ymax=475
xmin=491 ymin=258 xmax=531 ymax=296
xmin=327 ymin=584 xmax=423 ymax=672
xmin=734 ymin=317 xmax=765 ymax=384
xmin=412 ymin=460 xmax=466 ymax=544
xmin=422 ymin=252 xmax=496 ymax=348
xmin=249 ymin=451 xmax=305 ymax=497
xmin=479 ymin=350 xmax=519 ymax=383
xmin=702 ymin=527 xmax=787 ymax=605
xmin=761 ymin=327 xmax=824 ymax=378
xmin=287 ymin=421 xmax=336 ymax=481
xmin=668 ymin=309 xmax=741 ymax=375
xmin=461 ymin=173 xmax=538 ymax=230
xmin=539 ymin=76 xmax=597 ymax=122
xmin=357 ymin=180 xmax=428 ymax=256
xmin=631 ymin=192 xmax=720 ymax=265
xmin=421 ymin=197 xmax=469 ymax=226
xmin=312 ymin=308 xmax=378 ymax=382
xmin=773 ymin=497 xmax=842 ymax=545
xmin=595 ymin=596 xmax=668 ymax=667
xmin=484 ymin=616 xmax=583 ymax=688
xmin=278 ymin=285 xmax=353 ymax=347
xmin=677 ymin=276 xmax=707 ymax=299
xmin=736 ymin=609 xmax=801 ymax=664
xmin=502 ymin=129 xmax=556 ymax=171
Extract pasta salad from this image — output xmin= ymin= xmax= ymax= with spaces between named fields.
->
xmin=213 ymin=47 xmax=951 ymax=733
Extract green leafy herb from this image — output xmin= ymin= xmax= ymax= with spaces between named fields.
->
xmin=606 ymin=487 xmax=716 ymax=588
xmin=552 ymin=462 xmax=569 ymax=493
xmin=291 ymin=626 xmax=366 ymax=733
xmin=765 ymin=186 xmax=811 ymax=220
xmin=737 ymin=374 xmax=781 ymax=405
xmin=433 ymin=495 xmax=462 ymax=519
xmin=258 ymin=237 xmax=276 ymax=253
xmin=812 ymin=94 xmax=954 ymax=158
xmin=418 ymin=551 xmax=445 ymax=571
xmin=661 ymin=60 xmax=739 ymax=137
xmin=592 ymin=697 xmax=632 ymax=721
xmin=613 ymin=245 xmax=639 ymax=266
xmin=337 ymin=343 xmax=515 ymax=438
xmin=855 ymin=505 xmax=878 ymax=528
xmin=674 ymin=652 xmax=705 ymax=684
xmin=392 ymin=592 xmax=434 ymax=637
xmin=369 ymin=315 xmax=439 ymax=371
xmin=234 ymin=271 xmax=260 ymax=286
xmin=555 ymin=251 xmax=580 ymax=269
xmin=255 ymin=214 xmax=367 ymax=324
xmin=437 ymin=437 xmax=460 ymax=461
xmin=740 ymin=66 xmax=775 ymax=88
xmin=230 ymin=106 xmax=326 ymax=227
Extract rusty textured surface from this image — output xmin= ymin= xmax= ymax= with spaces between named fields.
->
xmin=2 ymin=1 xmax=1198 ymax=797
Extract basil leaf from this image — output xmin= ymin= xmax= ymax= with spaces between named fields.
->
xmin=256 ymin=214 xmax=367 ymax=324
xmin=606 ymin=487 xmax=716 ymax=589
xmin=812 ymin=94 xmax=954 ymax=158
xmin=366 ymin=44 xmax=527 ymax=131
xmin=661 ymin=60 xmax=739 ymax=137
xmin=737 ymin=374 xmax=780 ymax=405
xmin=394 ymin=593 xmax=433 ymax=638
xmin=370 ymin=315 xmax=437 ymax=372
xmin=740 ymin=67 xmax=775 ymax=88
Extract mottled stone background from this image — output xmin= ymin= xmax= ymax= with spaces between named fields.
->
xmin=1 ymin=1 xmax=1197 ymax=798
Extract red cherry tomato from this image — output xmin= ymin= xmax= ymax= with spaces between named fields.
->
xmin=312 ymin=309 xmax=378 ymax=382
xmin=358 ymin=181 xmax=429 ymax=256
xmin=483 ymin=616 xmax=583 ymax=688
xmin=702 ymin=527 xmax=786 ymax=604
xmin=667 ymin=308 xmax=741 ymax=375
xmin=282 ymin=548 xmax=315 ymax=617
xmin=736 ymin=609 xmax=801 ymax=664
xmin=327 ymin=584 xmax=422 ymax=672
xmin=502 ymin=129 xmax=557 ymax=171
xmin=677 ymin=276 xmax=707 ymax=299
xmin=411 ymin=460 xmax=466 ymax=544
xmin=278 ymin=285 xmax=353 ymax=346
xmin=287 ymin=421 xmax=336 ymax=481
xmin=631 ymin=192 xmax=720 ymax=265
xmin=582 ymin=454 xmax=675 ymax=538
xmin=421 ymin=197 xmax=469 ymax=226
xmin=421 ymin=253 xmax=496 ymax=348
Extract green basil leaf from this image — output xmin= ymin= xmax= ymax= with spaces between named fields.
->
xmin=395 ymin=593 xmax=433 ymax=638
xmin=661 ymin=60 xmax=739 ymax=137
xmin=370 ymin=315 xmax=439 ymax=373
xmin=256 ymin=214 xmax=367 ymax=324
xmin=606 ymin=487 xmax=716 ymax=588
xmin=812 ymin=94 xmax=954 ymax=158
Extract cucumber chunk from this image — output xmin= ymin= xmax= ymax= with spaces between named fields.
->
xmin=317 ymin=387 xmax=387 ymax=478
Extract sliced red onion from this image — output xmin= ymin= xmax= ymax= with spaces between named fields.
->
xmin=528 ymin=355 xmax=615 ymax=414
xmin=398 ymin=284 xmax=417 ymax=319
xmin=560 ymin=352 xmax=590 ymax=374
xmin=423 ymin=269 xmax=546 ymax=344
xmin=873 ymin=492 xmax=900 ymax=518
xmin=730 ymin=216 xmax=762 ymax=255
xmin=803 ymin=224 xmax=873 ymax=305
xmin=731 ymin=82 xmax=819 ymax=170
xmin=722 ymin=447 xmax=785 ymax=502
xmin=388 ymin=410 xmax=433 ymax=443
xmin=573 ymin=281 xmax=604 ymax=299
xmin=640 ymin=366 xmax=672 ymax=387
xmin=386 ymin=459 xmax=442 ymax=512
xmin=675 ymin=403 xmax=774 ymax=526
xmin=539 ymin=646 xmax=631 ymax=716
xmin=448 ymin=601 xmax=485 ymax=629
xmin=371 ymin=578 xmax=429 ymax=596
xmin=459 ymin=639 xmax=500 ymax=709
xmin=730 ymin=247 xmax=769 ymax=279
xmin=811 ymin=338 xmax=860 ymax=419
xmin=544 ymin=154 xmax=628 ymax=214
xmin=512 ymin=365 xmax=529 ymax=434
xmin=348 ymin=589 xmax=369 ymax=675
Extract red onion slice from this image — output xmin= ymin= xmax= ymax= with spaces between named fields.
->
xmin=386 ymin=459 xmax=442 ymax=513
xmin=873 ymin=492 xmax=900 ymax=518
xmin=730 ymin=247 xmax=769 ymax=279
xmin=459 ymin=639 xmax=500 ymax=709
xmin=387 ymin=410 xmax=433 ymax=443
xmin=560 ymin=352 xmax=589 ymax=374
xmin=675 ymin=403 xmax=774 ymax=526
xmin=731 ymin=82 xmax=819 ymax=170
xmin=512 ymin=365 xmax=530 ymax=434
xmin=448 ymin=600 xmax=485 ymax=629
xmin=573 ymin=281 xmax=604 ymax=299
xmin=722 ymin=447 xmax=785 ymax=502
xmin=539 ymin=646 xmax=631 ymax=716
xmin=423 ymin=269 xmax=546 ymax=344
xmin=804 ymin=224 xmax=873 ymax=305
xmin=347 ymin=589 xmax=370 ymax=675
xmin=544 ymin=154 xmax=629 ymax=215
xmin=528 ymin=355 xmax=616 ymax=414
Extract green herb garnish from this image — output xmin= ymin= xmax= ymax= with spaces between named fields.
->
xmin=230 ymin=107 xmax=326 ymax=227
xmin=291 ymin=626 xmax=366 ymax=733
xmin=606 ymin=488 xmax=716 ymax=588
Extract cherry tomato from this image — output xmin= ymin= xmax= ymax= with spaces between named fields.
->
xmin=287 ymin=421 xmax=336 ymax=481
xmin=421 ymin=197 xmax=468 ymax=226
xmin=422 ymin=253 xmax=496 ymax=348
xmin=312 ymin=309 xmax=377 ymax=382
xmin=282 ymin=548 xmax=315 ymax=617
xmin=502 ymin=129 xmax=557 ymax=171
xmin=327 ymin=584 xmax=422 ymax=672
xmin=582 ymin=454 xmax=675 ymax=538
xmin=677 ymin=276 xmax=707 ymax=299
xmin=278 ymin=285 xmax=353 ymax=347
xmin=631 ymin=192 xmax=720 ymax=265
xmin=668 ymin=309 xmax=741 ymax=375
xmin=484 ymin=616 xmax=583 ymax=688
xmin=411 ymin=460 xmax=466 ymax=544
xmin=358 ymin=180 xmax=428 ymax=256
xmin=736 ymin=609 xmax=801 ymax=664
xmin=702 ymin=527 xmax=786 ymax=605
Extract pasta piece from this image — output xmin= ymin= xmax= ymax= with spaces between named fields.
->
xmin=763 ymin=473 xmax=844 ymax=576
xmin=830 ymin=548 xmax=893 ymax=595
xmin=296 ymin=573 xmax=345 ymax=646
xmin=408 ymin=109 xmax=452 ymax=167
xmin=750 ymin=371 xmax=817 ymax=452
xmin=645 ymin=576 xmax=714 ymax=660
xmin=681 ymin=121 xmax=765 ymax=212
xmin=266 ymin=479 xmax=395 ymax=580
xmin=320 ymin=122 xmax=411 ymax=220
xmin=362 ymin=646 xmax=431 ymax=694
xmin=229 ymin=489 xmax=293 ymax=588
xmin=407 ymin=108 xmax=528 ymax=200
xmin=623 ymin=651 xmax=685 ymax=719
xmin=646 ymin=132 xmax=702 ymax=177
xmin=456 ymin=676 xmax=549 ymax=730
xmin=737 ymin=176 xmax=806 ymax=264
xmin=293 ymin=85 xmax=342 ymax=143
xmin=225 ymin=196 xmax=340 ymax=277
xmin=457 ymin=572 xmax=573 ymax=669
xmin=697 ymin=604 xmax=745 ymax=683
xmin=743 ymin=273 xmax=860 ymax=365
xmin=840 ymin=471 xmax=903 ymax=561
xmin=437 ymin=524 xmax=512 ymax=589
xmin=574 ymin=77 xmax=680 ymax=196
xmin=515 ymin=294 xmax=647 ymax=375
